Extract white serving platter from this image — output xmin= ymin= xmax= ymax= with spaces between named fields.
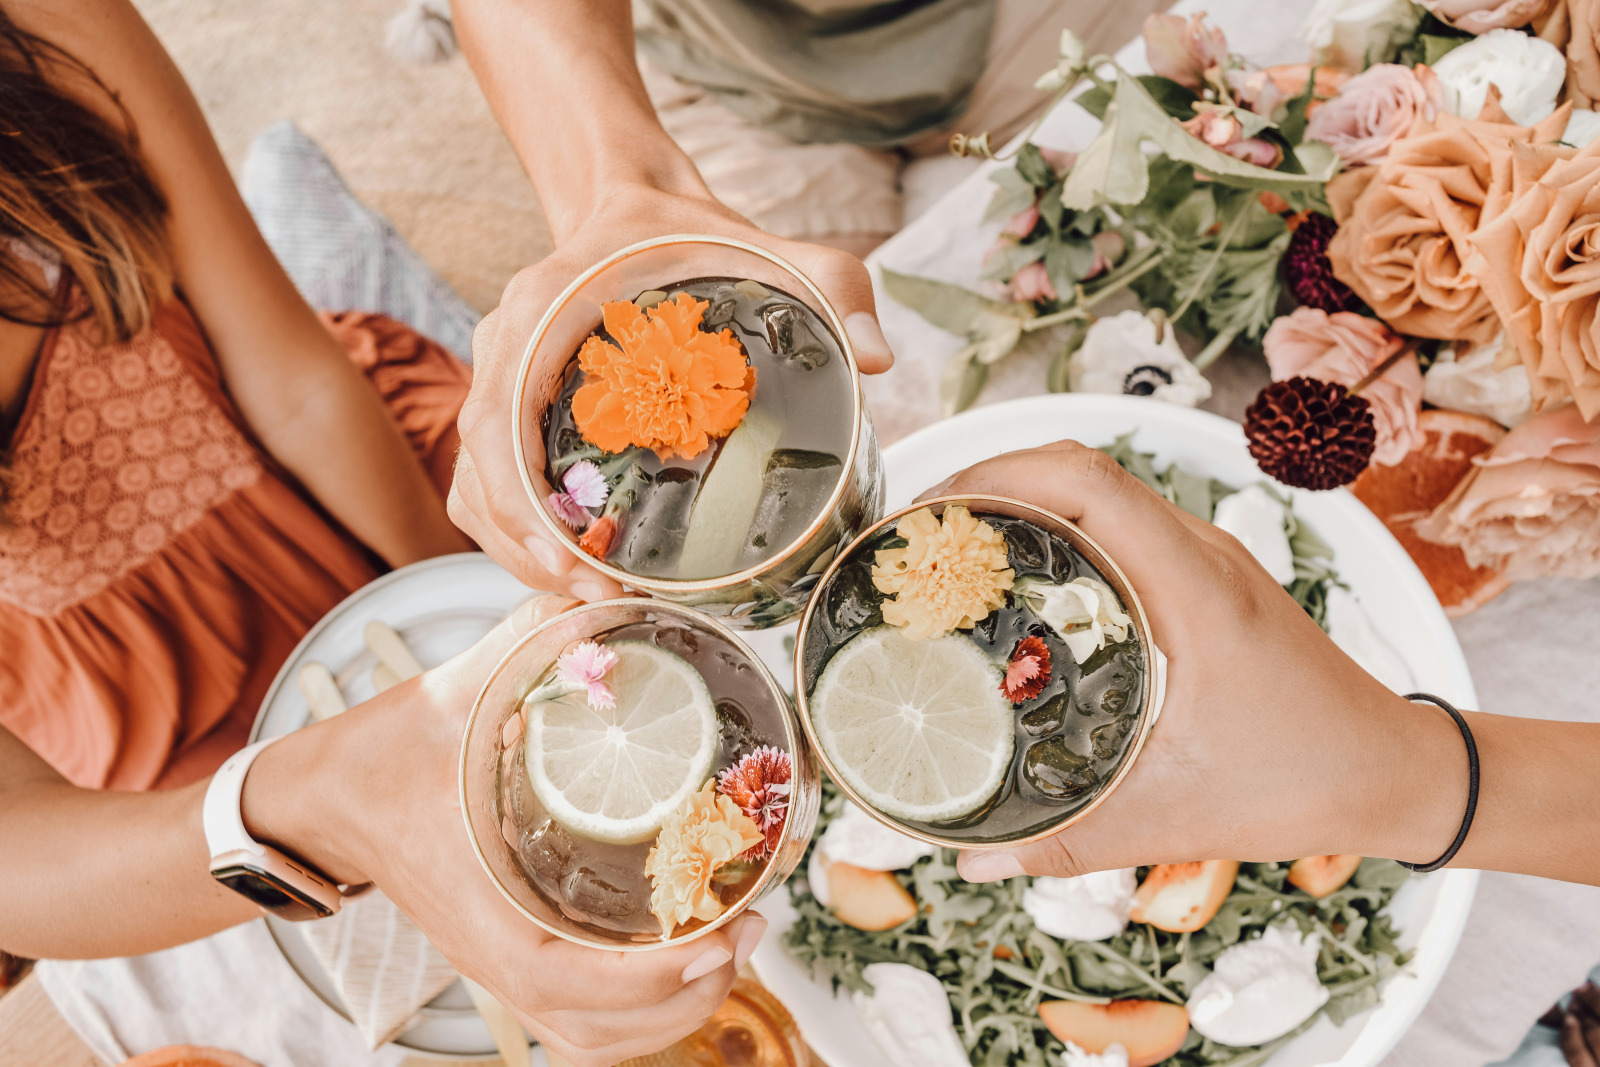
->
xmin=751 ymin=394 xmax=1480 ymax=1067
xmin=251 ymin=552 xmax=546 ymax=1063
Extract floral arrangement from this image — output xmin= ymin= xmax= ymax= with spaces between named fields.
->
xmin=890 ymin=2 xmax=1600 ymax=611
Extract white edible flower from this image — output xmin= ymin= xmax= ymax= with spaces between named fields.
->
xmin=1422 ymin=335 xmax=1532 ymax=429
xmin=1070 ymin=311 xmax=1211 ymax=408
xmin=1324 ymin=586 xmax=1416 ymax=695
xmin=1062 ymin=1041 xmax=1130 ymax=1067
xmin=1023 ymin=869 xmax=1139 ymax=942
xmin=852 ymin=963 xmax=970 ymax=1067
xmin=1187 ymin=924 xmax=1331 ymax=1047
xmin=1211 ymin=486 xmax=1296 ymax=586
xmin=1012 ymin=576 xmax=1132 ymax=665
xmin=807 ymin=801 xmax=937 ymax=905
xmin=1565 ymin=109 xmax=1600 ymax=148
xmin=1432 ymin=29 xmax=1566 ymax=127
xmin=1301 ymin=0 xmax=1421 ymax=72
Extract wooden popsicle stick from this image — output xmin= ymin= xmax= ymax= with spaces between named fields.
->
xmin=365 ymin=620 xmax=424 ymax=681
xmin=371 ymin=663 xmax=402 ymax=694
xmin=461 ymin=977 xmax=532 ymax=1067
xmin=297 ymin=662 xmax=348 ymax=721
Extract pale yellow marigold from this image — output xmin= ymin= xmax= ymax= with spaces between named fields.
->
xmin=871 ymin=505 xmax=1014 ymax=641
xmin=644 ymin=779 xmax=764 ymax=938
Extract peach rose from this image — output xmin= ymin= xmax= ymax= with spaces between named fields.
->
xmin=1535 ymin=0 xmax=1600 ymax=107
xmin=1326 ymin=95 xmax=1571 ymax=343
xmin=1465 ymin=139 xmax=1600 ymax=419
xmin=1420 ymin=0 xmax=1555 ymax=33
xmin=1143 ymin=13 xmax=1229 ymax=90
xmin=1414 ymin=403 xmax=1600 ymax=578
xmin=1263 ymin=306 xmax=1425 ymax=465
xmin=1306 ymin=63 xmax=1446 ymax=165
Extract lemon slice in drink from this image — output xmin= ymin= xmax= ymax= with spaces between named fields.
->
xmin=524 ymin=640 xmax=717 ymax=845
xmin=811 ymin=626 xmax=1013 ymax=823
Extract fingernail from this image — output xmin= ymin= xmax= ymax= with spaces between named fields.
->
xmin=843 ymin=312 xmax=892 ymax=363
xmin=681 ymin=945 xmax=732 ymax=983
xmin=732 ymin=913 xmax=768 ymax=971
xmin=525 ymin=536 xmax=574 ymax=576
xmin=570 ymin=580 xmax=608 ymax=604
xmin=959 ymin=851 xmax=1024 ymax=883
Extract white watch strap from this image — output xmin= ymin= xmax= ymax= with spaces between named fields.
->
xmin=203 ymin=739 xmax=275 ymax=861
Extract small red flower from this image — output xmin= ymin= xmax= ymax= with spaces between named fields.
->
xmin=1001 ymin=635 xmax=1052 ymax=704
xmin=577 ymin=514 xmax=618 ymax=560
xmin=716 ymin=746 xmax=792 ymax=860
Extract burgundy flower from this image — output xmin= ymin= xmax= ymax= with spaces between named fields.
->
xmin=1284 ymin=214 xmax=1363 ymax=315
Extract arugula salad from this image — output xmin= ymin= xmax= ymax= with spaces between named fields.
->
xmin=783 ymin=442 xmax=1415 ymax=1067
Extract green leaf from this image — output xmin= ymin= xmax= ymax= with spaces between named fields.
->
xmin=1038 ymin=183 xmax=1066 ymax=236
xmin=1075 ymin=83 xmax=1112 ymax=121
xmin=880 ymin=268 xmax=1030 ymax=338
xmin=1060 ymin=100 xmax=1150 ymax=209
xmin=1043 ymin=238 xmax=1097 ymax=298
xmin=979 ymin=240 xmax=1046 ymax=282
xmin=1046 ymin=319 xmax=1089 ymax=393
xmin=941 ymin=345 xmax=990 ymax=416
xmin=1279 ymin=68 xmax=1315 ymax=146
xmin=1139 ymin=75 xmax=1201 ymax=120
xmin=1420 ymin=32 xmax=1469 ymax=66
xmin=974 ymin=316 xmax=1024 ymax=365
xmin=983 ymin=165 xmax=1039 ymax=225
xmin=1015 ymin=142 xmax=1054 ymax=188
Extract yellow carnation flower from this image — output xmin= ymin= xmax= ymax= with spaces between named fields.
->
xmin=644 ymin=779 xmax=764 ymax=938
xmin=871 ymin=505 xmax=1014 ymax=641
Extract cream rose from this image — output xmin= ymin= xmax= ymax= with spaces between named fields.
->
xmin=1070 ymin=310 xmax=1212 ymax=407
xmin=1306 ymin=63 xmax=1446 ymax=165
xmin=1420 ymin=0 xmax=1555 ymax=33
xmin=1432 ymin=28 xmax=1567 ymax=126
xmin=1415 ymin=404 xmax=1600 ymax=579
xmin=1302 ymin=0 xmax=1422 ymax=72
xmin=1465 ymin=140 xmax=1600 ymax=419
xmin=1263 ymin=307 xmax=1424 ymax=465
xmin=1422 ymin=335 xmax=1534 ymax=427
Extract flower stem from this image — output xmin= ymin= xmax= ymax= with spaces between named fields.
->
xmin=1193 ymin=325 xmax=1241 ymax=370
xmin=989 ymin=960 xmax=1111 ymax=1004
xmin=1079 ymin=245 xmax=1168 ymax=310
xmin=1168 ymin=198 xmax=1252 ymax=327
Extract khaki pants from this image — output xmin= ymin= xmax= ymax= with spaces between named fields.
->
xmin=640 ymin=0 xmax=1150 ymax=240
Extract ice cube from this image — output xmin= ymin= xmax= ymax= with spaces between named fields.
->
xmin=1021 ymin=738 xmax=1095 ymax=801
xmin=562 ymin=865 xmax=649 ymax=925
xmin=522 ymin=819 xmax=574 ymax=884
xmin=821 ymin=560 xmax=882 ymax=634
xmin=615 ymin=467 xmax=699 ymax=572
xmin=999 ymin=520 xmax=1051 ymax=574
xmin=738 ymin=450 xmax=842 ymax=569
xmin=1090 ymin=716 xmax=1133 ymax=761
xmin=716 ymin=697 xmax=760 ymax=759
xmin=704 ymin=296 xmax=738 ymax=330
xmin=1020 ymin=692 xmax=1069 ymax=737
xmin=759 ymin=302 xmax=831 ymax=370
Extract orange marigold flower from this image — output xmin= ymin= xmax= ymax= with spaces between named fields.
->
xmin=578 ymin=514 xmax=618 ymax=560
xmin=571 ymin=293 xmax=756 ymax=460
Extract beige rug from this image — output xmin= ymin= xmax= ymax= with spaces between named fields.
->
xmin=137 ymin=0 xmax=1168 ymax=320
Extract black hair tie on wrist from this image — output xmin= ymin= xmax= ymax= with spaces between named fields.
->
xmin=1398 ymin=692 xmax=1479 ymax=874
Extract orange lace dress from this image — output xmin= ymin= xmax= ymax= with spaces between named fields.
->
xmin=0 ymin=299 xmax=470 ymax=790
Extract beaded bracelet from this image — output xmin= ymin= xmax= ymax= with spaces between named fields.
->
xmin=1398 ymin=693 xmax=1479 ymax=874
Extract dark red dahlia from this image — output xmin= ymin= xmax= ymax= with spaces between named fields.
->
xmin=1284 ymin=213 xmax=1363 ymax=315
xmin=1001 ymin=636 xmax=1053 ymax=704
xmin=716 ymin=746 xmax=792 ymax=860
xmin=1245 ymin=376 xmax=1377 ymax=490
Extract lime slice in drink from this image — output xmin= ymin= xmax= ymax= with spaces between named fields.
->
xmin=524 ymin=640 xmax=717 ymax=845
xmin=811 ymin=626 xmax=1013 ymax=823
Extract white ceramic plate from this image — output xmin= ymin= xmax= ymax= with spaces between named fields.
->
xmin=252 ymin=552 xmax=546 ymax=1062
xmin=751 ymin=394 xmax=1480 ymax=1067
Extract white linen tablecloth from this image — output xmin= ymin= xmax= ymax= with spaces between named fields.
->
xmin=862 ymin=2 xmax=1600 ymax=1064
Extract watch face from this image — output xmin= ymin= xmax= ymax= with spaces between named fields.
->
xmin=212 ymin=864 xmax=335 ymax=922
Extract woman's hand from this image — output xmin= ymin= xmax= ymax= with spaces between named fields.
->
xmin=918 ymin=441 xmax=1473 ymax=884
xmin=447 ymin=183 xmax=894 ymax=600
xmin=251 ymin=594 xmax=765 ymax=1066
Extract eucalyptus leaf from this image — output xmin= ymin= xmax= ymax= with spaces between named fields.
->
xmin=881 ymin=268 xmax=1031 ymax=337
xmin=941 ymin=345 xmax=990 ymax=415
xmin=984 ymin=166 xmax=1040 ymax=225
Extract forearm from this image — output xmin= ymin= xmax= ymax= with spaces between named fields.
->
xmin=259 ymin=349 xmax=473 ymax=567
xmin=452 ymin=0 xmax=708 ymax=240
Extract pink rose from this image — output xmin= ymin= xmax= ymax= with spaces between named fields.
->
xmin=1039 ymin=147 xmax=1077 ymax=175
xmin=1010 ymin=261 xmax=1059 ymax=303
xmin=1003 ymin=204 xmax=1040 ymax=238
xmin=1143 ymin=13 xmax=1229 ymax=89
xmin=1227 ymin=68 xmax=1284 ymax=117
xmin=1418 ymin=0 xmax=1554 ymax=34
xmin=1306 ymin=64 xmax=1447 ymax=166
xmin=1181 ymin=107 xmax=1284 ymax=167
xmin=1263 ymin=307 xmax=1424 ymax=465
xmin=1414 ymin=404 xmax=1600 ymax=579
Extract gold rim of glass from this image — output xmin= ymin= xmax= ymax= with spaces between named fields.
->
xmin=510 ymin=234 xmax=866 ymax=594
xmin=791 ymin=494 xmax=1159 ymax=852
xmin=459 ymin=597 xmax=814 ymax=950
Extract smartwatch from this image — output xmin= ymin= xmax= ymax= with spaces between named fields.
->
xmin=204 ymin=739 xmax=348 ymax=922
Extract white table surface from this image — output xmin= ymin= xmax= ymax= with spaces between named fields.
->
xmin=862 ymin=2 xmax=1600 ymax=1064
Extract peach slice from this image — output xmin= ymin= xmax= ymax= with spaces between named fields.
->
xmin=121 ymin=1048 xmax=263 ymax=1067
xmin=1039 ymin=999 xmax=1190 ymax=1067
xmin=1287 ymin=855 xmax=1363 ymax=898
xmin=825 ymin=858 xmax=917 ymax=931
xmin=1129 ymin=860 xmax=1239 ymax=933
